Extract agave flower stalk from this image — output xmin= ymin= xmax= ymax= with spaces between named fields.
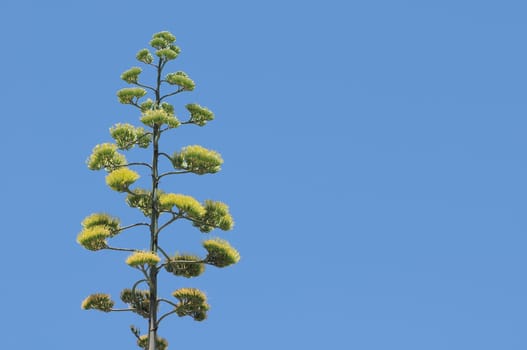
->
xmin=78 ymin=31 xmax=240 ymax=350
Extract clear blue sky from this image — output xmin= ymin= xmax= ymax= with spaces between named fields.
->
xmin=1 ymin=0 xmax=526 ymax=349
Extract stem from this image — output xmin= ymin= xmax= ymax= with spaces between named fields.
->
xmin=157 ymin=298 xmax=178 ymax=308
xmin=133 ymin=81 xmax=156 ymax=92
xmin=159 ymin=152 xmax=173 ymax=162
xmin=110 ymin=308 xmax=136 ymax=312
xmin=147 ymin=56 xmax=163 ymax=350
xmin=157 ymin=213 xmax=181 ymax=233
xmin=114 ymin=222 xmax=150 ymax=234
xmin=157 ymin=246 xmax=171 ymax=260
xmin=105 ymin=246 xmax=136 ymax=253
xmin=126 ymin=162 xmax=154 ymax=170
xmin=156 ymin=310 xmax=178 ymax=326
xmin=156 ymin=298 xmax=178 ymax=326
xmin=160 ymin=88 xmax=184 ymax=101
xmin=159 ymin=170 xmax=191 ymax=179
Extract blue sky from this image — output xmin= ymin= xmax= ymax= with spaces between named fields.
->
xmin=1 ymin=0 xmax=526 ymax=349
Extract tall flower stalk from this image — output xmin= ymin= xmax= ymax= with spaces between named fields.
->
xmin=78 ymin=31 xmax=240 ymax=350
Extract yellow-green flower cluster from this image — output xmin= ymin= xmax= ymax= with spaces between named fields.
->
xmin=110 ymin=123 xmax=151 ymax=150
xmin=81 ymin=293 xmax=114 ymax=312
xmin=120 ymin=288 xmax=150 ymax=318
xmin=126 ymin=188 xmax=153 ymax=216
xmin=136 ymin=48 xmax=154 ymax=64
xmin=194 ymin=200 xmax=234 ymax=232
xmin=156 ymin=47 xmax=180 ymax=60
xmin=159 ymin=193 xmax=205 ymax=218
xmin=82 ymin=213 xmax=120 ymax=234
xmin=140 ymin=109 xmax=180 ymax=128
xmin=161 ymin=102 xmax=174 ymax=115
xmin=165 ymin=254 xmax=205 ymax=278
xmin=140 ymin=100 xmax=176 ymax=116
xmin=77 ymin=226 xmax=111 ymax=251
xmin=139 ymin=98 xmax=155 ymax=112
xmin=149 ymin=31 xmax=180 ymax=61
xmin=151 ymin=31 xmax=176 ymax=45
xmin=172 ymin=288 xmax=209 ymax=321
xmin=117 ymin=87 xmax=147 ymax=104
xmin=106 ymin=167 xmax=140 ymax=192
xmin=186 ymin=103 xmax=215 ymax=126
xmin=87 ymin=143 xmax=126 ymax=171
xmin=137 ymin=335 xmax=168 ymax=350
xmin=203 ymin=238 xmax=240 ymax=267
xmin=126 ymin=251 xmax=160 ymax=267
xmin=166 ymin=71 xmax=195 ymax=91
xmin=172 ymin=145 xmax=223 ymax=175
xmin=120 ymin=66 xmax=142 ymax=84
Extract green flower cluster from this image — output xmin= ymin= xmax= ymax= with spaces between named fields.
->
xmin=186 ymin=103 xmax=214 ymax=126
xmin=137 ymin=335 xmax=168 ymax=350
xmin=158 ymin=192 xmax=234 ymax=232
xmin=81 ymin=293 xmax=114 ymax=312
xmin=87 ymin=143 xmax=126 ymax=171
xmin=166 ymin=71 xmax=195 ymax=91
xmin=117 ymin=87 xmax=147 ymax=104
xmin=203 ymin=238 xmax=240 ymax=267
xmin=77 ymin=213 xmax=121 ymax=251
xmin=172 ymin=145 xmax=223 ymax=175
xmin=148 ymin=31 xmax=180 ymax=61
xmin=159 ymin=193 xmax=205 ymax=218
xmin=82 ymin=213 xmax=120 ymax=232
xmin=195 ymin=200 xmax=234 ymax=232
xmin=138 ymin=99 xmax=175 ymax=114
xmin=110 ymin=123 xmax=151 ymax=150
xmin=165 ymin=254 xmax=205 ymax=278
xmin=126 ymin=251 xmax=160 ymax=267
xmin=80 ymin=31 xmax=241 ymax=341
xmin=121 ymin=288 xmax=151 ymax=318
xmin=172 ymin=288 xmax=209 ymax=321
xmin=136 ymin=49 xmax=154 ymax=64
xmin=106 ymin=167 xmax=140 ymax=192
xmin=121 ymin=67 xmax=142 ymax=84
xmin=126 ymin=188 xmax=155 ymax=216
xmin=140 ymin=109 xmax=180 ymax=128
xmin=77 ymin=226 xmax=111 ymax=251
